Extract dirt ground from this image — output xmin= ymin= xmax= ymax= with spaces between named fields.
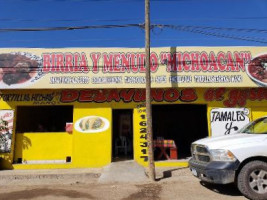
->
xmin=0 ymin=168 xmax=246 ymax=200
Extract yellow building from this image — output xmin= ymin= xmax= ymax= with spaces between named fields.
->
xmin=0 ymin=47 xmax=266 ymax=170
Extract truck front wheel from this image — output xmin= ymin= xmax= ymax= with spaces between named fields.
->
xmin=237 ymin=160 xmax=267 ymax=200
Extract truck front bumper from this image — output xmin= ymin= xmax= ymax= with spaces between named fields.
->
xmin=189 ymin=158 xmax=240 ymax=184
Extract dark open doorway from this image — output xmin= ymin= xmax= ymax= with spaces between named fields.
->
xmin=152 ymin=104 xmax=208 ymax=161
xmin=112 ymin=109 xmax=133 ymax=161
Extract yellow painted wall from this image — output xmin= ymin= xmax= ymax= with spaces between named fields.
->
xmin=72 ymin=105 xmax=112 ymax=168
xmin=14 ymin=132 xmax=72 ymax=163
xmin=0 ymin=88 xmax=266 ymax=169
xmin=251 ymin=107 xmax=267 ymax=120
xmin=134 ymin=105 xmax=148 ymax=166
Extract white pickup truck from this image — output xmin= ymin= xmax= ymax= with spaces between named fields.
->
xmin=189 ymin=116 xmax=267 ymax=200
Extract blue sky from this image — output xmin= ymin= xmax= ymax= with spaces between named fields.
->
xmin=0 ymin=0 xmax=267 ymax=48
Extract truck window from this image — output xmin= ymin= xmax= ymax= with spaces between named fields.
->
xmin=242 ymin=117 xmax=267 ymax=134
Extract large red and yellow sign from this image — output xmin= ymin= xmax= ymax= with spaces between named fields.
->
xmin=0 ymin=47 xmax=267 ymax=89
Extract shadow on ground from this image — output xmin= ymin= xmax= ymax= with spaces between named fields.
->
xmin=156 ymin=167 xmax=187 ymax=181
xmin=0 ymin=188 xmax=95 ymax=200
xmin=122 ymin=183 xmax=162 ymax=200
xmin=200 ymin=181 xmax=242 ymax=197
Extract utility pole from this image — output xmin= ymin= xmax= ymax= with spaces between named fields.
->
xmin=145 ymin=0 xmax=155 ymax=181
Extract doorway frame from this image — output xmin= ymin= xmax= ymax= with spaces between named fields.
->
xmin=112 ymin=109 xmax=134 ymax=162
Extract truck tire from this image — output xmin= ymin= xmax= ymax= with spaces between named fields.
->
xmin=237 ymin=160 xmax=267 ymax=200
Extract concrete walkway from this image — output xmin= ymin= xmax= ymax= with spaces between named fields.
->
xmin=0 ymin=161 xmax=148 ymax=185
xmin=0 ymin=168 xmax=101 ymax=186
xmin=0 ymin=162 xmax=189 ymax=185
xmin=98 ymin=160 xmax=148 ymax=183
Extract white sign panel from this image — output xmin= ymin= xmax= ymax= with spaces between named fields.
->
xmin=0 ymin=110 xmax=14 ymax=152
xmin=74 ymin=116 xmax=109 ymax=133
xmin=210 ymin=108 xmax=250 ymax=137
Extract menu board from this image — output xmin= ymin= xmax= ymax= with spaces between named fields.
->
xmin=0 ymin=110 xmax=14 ymax=152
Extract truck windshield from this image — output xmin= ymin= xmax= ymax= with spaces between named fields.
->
xmin=238 ymin=117 xmax=267 ymax=134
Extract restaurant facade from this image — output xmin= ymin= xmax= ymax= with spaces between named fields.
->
xmin=0 ymin=47 xmax=267 ymax=170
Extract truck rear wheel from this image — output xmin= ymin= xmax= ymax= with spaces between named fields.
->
xmin=237 ymin=160 xmax=267 ymax=200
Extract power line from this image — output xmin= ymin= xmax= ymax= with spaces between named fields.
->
xmin=0 ymin=38 xmax=143 ymax=42
xmin=0 ymin=18 xmax=142 ymax=22
xmin=153 ymin=17 xmax=267 ymax=21
xmin=162 ymin=24 xmax=267 ymax=44
xmin=0 ymin=37 xmax=228 ymax=43
xmin=4 ymin=0 xmax=193 ymax=2
xmin=1 ymin=23 xmax=267 ymax=44
xmin=2 ymin=17 xmax=267 ymax=23
xmin=171 ymin=25 xmax=267 ymax=34
xmin=0 ymin=24 xmax=142 ymax=32
xmin=1 ymin=23 xmax=267 ymax=34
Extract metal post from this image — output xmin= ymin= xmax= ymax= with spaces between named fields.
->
xmin=145 ymin=0 xmax=156 ymax=181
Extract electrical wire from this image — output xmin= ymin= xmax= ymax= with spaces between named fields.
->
xmin=161 ymin=25 xmax=267 ymax=34
xmin=0 ymin=24 xmax=142 ymax=32
xmin=0 ymin=23 xmax=267 ymax=44
xmin=2 ymin=17 xmax=267 ymax=23
xmin=0 ymin=37 xmax=228 ymax=43
xmin=3 ymin=0 xmax=193 ymax=2
xmin=0 ymin=18 xmax=142 ymax=22
xmin=157 ymin=24 xmax=267 ymax=44
xmin=153 ymin=17 xmax=267 ymax=21
xmin=1 ymin=23 xmax=267 ymax=34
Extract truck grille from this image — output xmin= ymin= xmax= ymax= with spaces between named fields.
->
xmin=191 ymin=144 xmax=211 ymax=163
xmin=197 ymin=155 xmax=210 ymax=162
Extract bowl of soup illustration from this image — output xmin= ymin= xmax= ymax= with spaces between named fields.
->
xmin=246 ymin=53 xmax=267 ymax=87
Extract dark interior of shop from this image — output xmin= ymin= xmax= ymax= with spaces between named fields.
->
xmin=112 ymin=109 xmax=133 ymax=161
xmin=16 ymin=106 xmax=73 ymax=133
xmin=152 ymin=104 xmax=208 ymax=160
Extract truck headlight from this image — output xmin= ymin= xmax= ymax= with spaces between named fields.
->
xmin=209 ymin=149 xmax=236 ymax=162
